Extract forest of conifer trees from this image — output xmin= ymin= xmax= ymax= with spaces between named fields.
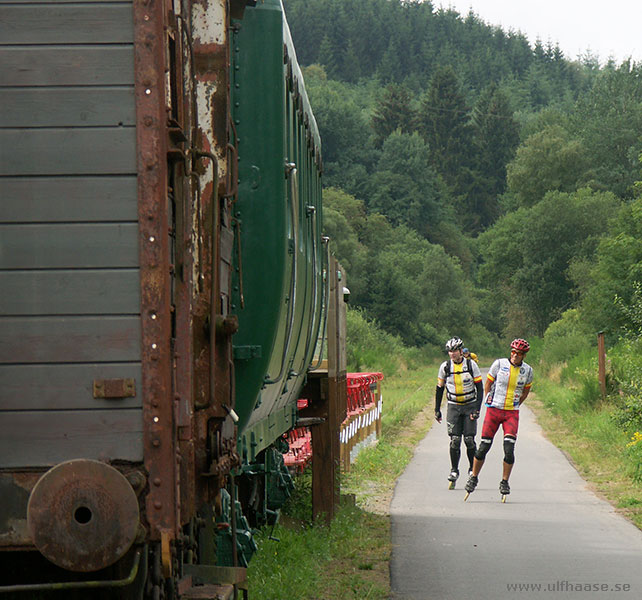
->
xmin=283 ymin=0 xmax=642 ymax=356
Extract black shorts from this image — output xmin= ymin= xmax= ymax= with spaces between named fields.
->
xmin=446 ymin=402 xmax=477 ymax=437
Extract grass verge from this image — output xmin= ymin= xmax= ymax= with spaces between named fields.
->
xmin=528 ymin=375 xmax=642 ymax=528
xmin=247 ymin=364 xmax=438 ymax=599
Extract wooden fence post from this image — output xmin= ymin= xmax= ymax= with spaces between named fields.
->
xmin=597 ymin=331 xmax=606 ymax=399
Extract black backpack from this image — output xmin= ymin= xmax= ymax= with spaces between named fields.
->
xmin=443 ymin=358 xmax=474 ymax=379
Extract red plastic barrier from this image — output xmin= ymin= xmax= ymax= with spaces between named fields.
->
xmin=284 ymin=372 xmax=384 ymax=473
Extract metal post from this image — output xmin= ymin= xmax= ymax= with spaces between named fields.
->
xmin=597 ymin=331 xmax=606 ymax=399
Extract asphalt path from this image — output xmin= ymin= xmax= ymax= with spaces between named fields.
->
xmin=390 ymin=401 xmax=642 ymax=599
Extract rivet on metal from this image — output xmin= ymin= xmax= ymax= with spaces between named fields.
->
xmin=150 ymin=313 xmax=157 ymax=320
xmin=151 ymin=343 xmax=157 ymax=350
xmin=153 ymin=478 xmax=162 ymax=487
xmin=149 ymin=236 xmax=155 ymax=242
xmin=154 ymin=501 xmax=162 ymax=509
xmin=153 ymin=416 xmax=159 ymax=423
xmin=152 ymin=439 xmax=161 ymax=447
xmin=145 ymin=89 xmax=152 ymax=95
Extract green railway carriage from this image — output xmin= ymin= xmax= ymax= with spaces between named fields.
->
xmin=0 ymin=0 xmax=331 ymax=596
xmin=230 ymin=0 xmax=326 ymax=464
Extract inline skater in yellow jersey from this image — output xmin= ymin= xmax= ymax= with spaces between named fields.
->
xmin=464 ymin=338 xmax=533 ymax=501
xmin=462 ymin=348 xmax=478 ymax=362
xmin=435 ymin=337 xmax=484 ymax=488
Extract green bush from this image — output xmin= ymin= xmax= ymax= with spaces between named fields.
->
xmin=608 ymin=338 xmax=642 ymax=432
xmin=346 ymin=307 xmax=431 ymax=374
xmin=540 ymin=309 xmax=594 ymax=366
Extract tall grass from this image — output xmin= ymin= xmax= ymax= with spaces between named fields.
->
xmin=247 ymin=503 xmax=389 ymax=600
xmin=531 ymin=339 xmax=642 ymax=527
xmin=247 ymin=362 xmax=439 ymax=599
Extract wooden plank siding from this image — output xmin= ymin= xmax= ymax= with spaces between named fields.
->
xmin=0 ymin=5 xmax=134 ymax=44
xmin=0 ymin=270 xmax=140 ymax=315
xmin=0 ymin=364 xmax=142 ymax=411
xmin=0 ymin=88 xmax=136 ymax=128
xmin=0 ymin=0 xmax=143 ymax=467
xmin=0 ymin=176 xmax=139 ymax=222
xmin=0 ymin=224 xmax=139 ymax=269
xmin=0 ymin=129 xmax=137 ymax=176
xmin=0 ymin=410 xmax=143 ymax=468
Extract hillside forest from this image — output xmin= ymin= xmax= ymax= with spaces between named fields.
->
xmin=282 ymin=0 xmax=642 ymax=369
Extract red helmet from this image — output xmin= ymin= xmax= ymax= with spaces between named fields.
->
xmin=510 ymin=338 xmax=530 ymax=353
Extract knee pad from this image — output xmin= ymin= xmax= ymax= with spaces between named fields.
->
xmin=503 ymin=436 xmax=516 ymax=464
xmin=463 ymin=435 xmax=476 ymax=450
xmin=450 ymin=435 xmax=462 ymax=449
xmin=475 ymin=438 xmax=492 ymax=460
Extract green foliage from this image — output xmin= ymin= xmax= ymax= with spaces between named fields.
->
xmin=577 ymin=197 xmax=642 ymax=334
xmin=367 ymin=131 xmax=447 ymax=237
xmin=417 ymin=66 xmax=474 ymax=201
xmin=540 ymin=309 xmax=594 ymax=366
xmin=470 ymin=83 xmax=521 ymax=228
xmin=478 ymin=188 xmax=621 ymax=336
xmin=294 ymin=0 xmax=642 ymax=358
xmin=361 ymin=226 xmax=476 ymax=346
xmin=286 ymin=0 xmax=582 ymax=105
xmin=506 ymin=125 xmax=590 ymax=207
xmin=346 ymin=307 xmax=405 ymax=374
xmin=625 ymin=433 xmax=642 ymax=484
xmin=569 ymin=61 xmax=642 ymax=199
xmin=371 ymin=84 xmax=416 ymax=146
xmin=248 ymin=503 xmax=388 ymax=599
xmin=607 ymin=338 xmax=642 ymax=432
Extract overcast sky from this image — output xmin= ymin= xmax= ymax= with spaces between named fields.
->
xmin=438 ymin=1 xmax=641 ymax=64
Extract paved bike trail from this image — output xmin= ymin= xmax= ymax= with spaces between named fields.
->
xmin=390 ymin=404 xmax=642 ymax=599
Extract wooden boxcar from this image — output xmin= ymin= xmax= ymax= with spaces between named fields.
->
xmin=0 ymin=0 xmax=342 ymax=596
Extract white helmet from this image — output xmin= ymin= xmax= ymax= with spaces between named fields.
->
xmin=445 ymin=337 xmax=463 ymax=352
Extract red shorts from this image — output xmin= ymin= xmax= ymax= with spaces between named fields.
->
xmin=481 ymin=406 xmax=519 ymax=439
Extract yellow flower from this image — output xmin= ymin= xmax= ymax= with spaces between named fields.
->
xmin=627 ymin=431 xmax=642 ymax=447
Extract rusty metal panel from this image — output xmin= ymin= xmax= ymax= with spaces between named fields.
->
xmin=93 ymin=378 xmax=136 ymax=399
xmin=133 ymin=0 xmax=177 ymax=540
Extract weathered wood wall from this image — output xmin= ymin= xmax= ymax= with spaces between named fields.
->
xmin=0 ymin=0 xmax=142 ymax=467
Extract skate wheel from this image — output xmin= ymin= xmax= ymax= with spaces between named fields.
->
xmin=448 ymin=481 xmax=455 ymax=490
xmin=501 ymin=495 xmax=507 ymax=503
xmin=463 ymin=492 xmax=470 ymax=501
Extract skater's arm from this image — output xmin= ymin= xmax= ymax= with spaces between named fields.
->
xmin=434 ymin=385 xmax=444 ymax=422
xmin=484 ymin=376 xmax=493 ymax=396
xmin=518 ymin=386 xmax=531 ymax=406
xmin=471 ymin=380 xmax=483 ymax=418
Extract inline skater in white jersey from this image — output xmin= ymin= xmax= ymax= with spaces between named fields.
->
xmin=464 ymin=338 xmax=533 ymax=501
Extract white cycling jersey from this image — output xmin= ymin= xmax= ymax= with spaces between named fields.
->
xmin=486 ymin=358 xmax=533 ymax=410
xmin=437 ymin=359 xmax=482 ymax=404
